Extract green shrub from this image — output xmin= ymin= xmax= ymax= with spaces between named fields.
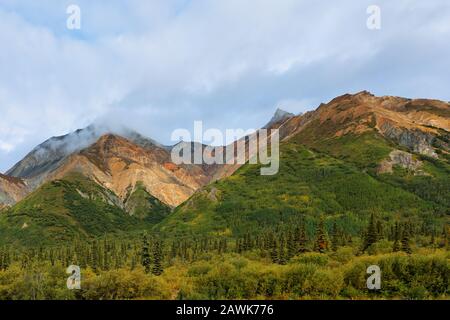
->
xmin=291 ymin=252 xmax=329 ymax=266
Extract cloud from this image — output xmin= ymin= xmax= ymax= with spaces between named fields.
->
xmin=0 ymin=142 xmax=14 ymax=153
xmin=0 ymin=0 xmax=450 ymax=172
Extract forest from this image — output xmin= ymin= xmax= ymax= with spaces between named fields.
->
xmin=0 ymin=214 xmax=448 ymax=300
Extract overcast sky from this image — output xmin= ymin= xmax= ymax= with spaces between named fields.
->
xmin=1 ymin=0 xmax=449 ymax=173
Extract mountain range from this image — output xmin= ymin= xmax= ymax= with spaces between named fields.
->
xmin=0 ymin=91 xmax=449 ymax=246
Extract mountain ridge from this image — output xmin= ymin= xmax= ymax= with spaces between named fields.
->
xmin=0 ymin=91 xmax=449 ymax=245
xmin=2 ymin=91 xmax=449 ymax=209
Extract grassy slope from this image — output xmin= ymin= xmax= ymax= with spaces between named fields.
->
xmin=157 ymin=128 xmax=449 ymax=237
xmin=0 ymin=173 xmax=150 ymax=246
xmin=124 ymin=181 xmax=171 ymax=223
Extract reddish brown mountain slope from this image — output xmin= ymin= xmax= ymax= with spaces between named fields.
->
xmin=44 ymin=134 xmax=212 ymax=207
xmin=0 ymin=173 xmax=29 ymax=207
xmin=281 ymin=91 xmax=449 ymax=156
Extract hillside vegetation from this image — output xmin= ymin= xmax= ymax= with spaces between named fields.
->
xmin=0 ymin=173 xmax=165 ymax=246
xmin=158 ymin=130 xmax=449 ymax=239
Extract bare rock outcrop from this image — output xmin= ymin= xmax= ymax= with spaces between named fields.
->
xmin=378 ymin=150 xmax=425 ymax=174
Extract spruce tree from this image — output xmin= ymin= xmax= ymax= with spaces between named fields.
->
xmin=287 ymin=231 xmax=296 ymax=259
xmin=295 ymin=223 xmax=308 ymax=254
xmin=376 ymin=220 xmax=384 ymax=240
xmin=439 ymin=225 xmax=449 ymax=248
xmin=152 ymin=240 xmax=163 ymax=276
xmin=141 ymin=233 xmax=151 ymax=273
xmin=224 ymin=239 xmax=228 ymax=253
xmin=236 ymin=239 xmax=242 ymax=254
xmin=401 ymin=231 xmax=412 ymax=254
xmin=91 ymin=240 xmax=99 ymax=271
xmin=170 ymin=241 xmax=177 ymax=259
xmin=331 ymin=222 xmax=339 ymax=252
xmin=102 ymin=239 xmax=110 ymax=270
xmin=270 ymin=239 xmax=279 ymax=264
xmin=130 ymin=254 xmax=137 ymax=271
xmin=244 ymin=233 xmax=252 ymax=251
xmin=279 ymin=234 xmax=287 ymax=265
xmin=362 ymin=213 xmax=378 ymax=252
xmin=392 ymin=222 xmax=401 ymax=252
xmin=49 ymin=248 xmax=55 ymax=267
xmin=314 ymin=218 xmax=328 ymax=253
xmin=0 ymin=248 xmax=4 ymax=271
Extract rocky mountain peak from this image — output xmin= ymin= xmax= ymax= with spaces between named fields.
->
xmin=264 ymin=108 xmax=295 ymax=128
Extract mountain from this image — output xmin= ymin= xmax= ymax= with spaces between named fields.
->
xmin=0 ymin=174 xmax=29 ymax=208
xmin=0 ymin=172 xmax=166 ymax=246
xmin=6 ymin=125 xmax=103 ymax=182
xmin=3 ymin=126 xmax=215 ymax=208
xmin=158 ymin=91 xmax=450 ymax=237
xmin=0 ymin=127 xmax=215 ymax=245
xmin=0 ymin=105 xmax=295 ymax=245
xmin=6 ymin=124 xmax=168 ymax=185
xmin=45 ymin=133 xmax=212 ymax=207
xmin=264 ymin=108 xmax=295 ymax=128
xmin=281 ymin=91 xmax=449 ymax=161
xmin=1 ymin=91 xmax=449 ymax=246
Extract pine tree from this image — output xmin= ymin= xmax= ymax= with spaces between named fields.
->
xmin=130 ymin=254 xmax=137 ymax=270
xmin=314 ymin=218 xmax=328 ymax=253
xmin=270 ymin=239 xmax=279 ymax=264
xmin=224 ymin=239 xmax=228 ymax=253
xmin=48 ymin=248 xmax=55 ymax=267
xmin=91 ymin=240 xmax=99 ymax=271
xmin=141 ymin=234 xmax=151 ymax=273
xmin=376 ymin=220 xmax=384 ymax=240
xmin=152 ymin=240 xmax=163 ymax=276
xmin=0 ymin=248 xmax=4 ymax=271
xmin=401 ymin=225 xmax=412 ymax=254
xmin=279 ymin=234 xmax=287 ymax=265
xmin=287 ymin=231 xmax=296 ymax=259
xmin=244 ymin=233 xmax=252 ymax=251
xmin=439 ymin=225 xmax=449 ymax=248
xmin=331 ymin=222 xmax=339 ymax=252
xmin=218 ymin=238 xmax=227 ymax=254
xmin=170 ymin=241 xmax=178 ymax=259
xmin=102 ymin=238 xmax=110 ymax=270
xmin=362 ymin=213 xmax=378 ymax=252
xmin=295 ymin=223 xmax=308 ymax=254
xmin=392 ymin=222 xmax=401 ymax=252
xmin=236 ymin=239 xmax=242 ymax=254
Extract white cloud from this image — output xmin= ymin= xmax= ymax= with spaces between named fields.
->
xmin=0 ymin=142 xmax=14 ymax=153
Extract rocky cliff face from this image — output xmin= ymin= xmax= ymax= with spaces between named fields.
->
xmin=377 ymin=150 xmax=425 ymax=175
xmin=44 ymin=134 xmax=213 ymax=207
xmin=281 ymin=91 xmax=449 ymax=158
xmin=0 ymin=174 xmax=29 ymax=207
xmin=6 ymin=125 xmax=102 ymax=182
xmin=264 ymin=108 xmax=295 ymax=128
